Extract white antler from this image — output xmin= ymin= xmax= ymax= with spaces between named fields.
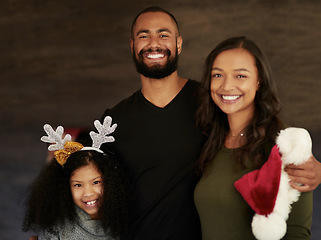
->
xmin=41 ymin=124 xmax=72 ymax=151
xmin=89 ymin=116 xmax=117 ymax=149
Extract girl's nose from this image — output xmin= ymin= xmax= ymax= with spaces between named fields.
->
xmin=84 ymin=187 xmax=94 ymax=197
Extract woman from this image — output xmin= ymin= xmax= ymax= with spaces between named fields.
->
xmin=194 ymin=36 xmax=312 ymax=239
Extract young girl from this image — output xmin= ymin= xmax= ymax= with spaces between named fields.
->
xmin=23 ymin=117 xmax=128 ymax=239
xmin=194 ymin=36 xmax=313 ymax=239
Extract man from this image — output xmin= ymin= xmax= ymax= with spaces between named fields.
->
xmin=101 ymin=7 xmax=205 ymax=239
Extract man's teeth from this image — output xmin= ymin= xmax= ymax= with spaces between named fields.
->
xmin=147 ymin=53 xmax=164 ymax=59
xmin=86 ymin=200 xmax=97 ymax=206
xmin=222 ymin=95 xmax=240 ymax=100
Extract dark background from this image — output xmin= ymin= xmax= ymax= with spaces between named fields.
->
xmin=0 ymin=0 xmax=320 ymax=239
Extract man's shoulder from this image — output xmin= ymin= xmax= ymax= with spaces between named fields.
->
xmin=188 ymin=79 xmax=200 ymax=86
xmin=102 ymin=90 xmax=141 ymax=119
xmin=186 ymin=79 xmax=201 ymax=91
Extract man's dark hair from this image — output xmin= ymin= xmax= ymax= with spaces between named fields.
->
xmin=131 ymin=6 xmax=180 ymax=38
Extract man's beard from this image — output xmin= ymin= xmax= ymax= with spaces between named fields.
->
xmin=132 ymin=46 xmax=179 ymax=79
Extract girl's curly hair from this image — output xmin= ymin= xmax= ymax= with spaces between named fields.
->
xmin=22 ymin=150 xmax=129 ymax=239
xmin=196 ymin=36 xmax=284 ymax=173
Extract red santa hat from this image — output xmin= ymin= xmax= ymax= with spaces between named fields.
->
xmin=234 ymin=127 xmax=312 ymax=240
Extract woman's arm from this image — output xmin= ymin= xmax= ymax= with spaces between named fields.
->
xmin=283 ymin=191 xmax=313 ymax=239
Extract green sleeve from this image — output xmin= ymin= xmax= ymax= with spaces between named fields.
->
xmin=283 ymin=191 xmax=313 ymax=239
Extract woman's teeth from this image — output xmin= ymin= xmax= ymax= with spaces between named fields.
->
xmin=222 ymin=95 xmax=240 ymax=100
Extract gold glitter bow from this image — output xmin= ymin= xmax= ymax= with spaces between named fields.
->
xmin=54 ymin=141 xmax=84 ymax=166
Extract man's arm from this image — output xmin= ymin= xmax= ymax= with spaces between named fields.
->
xmin=285 ymin=155 xmax=321 ymax=192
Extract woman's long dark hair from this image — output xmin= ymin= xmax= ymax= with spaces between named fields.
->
xmin=196 ymin=36 xmax=283 ymax=173
xmin=22 ymin=150 xmax=128 ymax=239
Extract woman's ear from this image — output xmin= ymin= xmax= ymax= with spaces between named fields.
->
xmin=257 ymin=81 xmax=260 ymax=91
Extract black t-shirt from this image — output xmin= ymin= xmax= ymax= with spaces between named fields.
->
xmin=101 ymin=80 xmax=205 ymax=240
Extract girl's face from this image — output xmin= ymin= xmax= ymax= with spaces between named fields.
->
xmin=70 ymin=163 xmax=103 ymax=219
xmin=210 ymin=48 xmax=259 ymax=119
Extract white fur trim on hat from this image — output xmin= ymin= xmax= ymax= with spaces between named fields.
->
xmin=252 ymin=127 xmax=312 ymax=240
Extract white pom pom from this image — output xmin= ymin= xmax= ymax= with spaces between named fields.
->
xmin=252 ymin=212 xmax=286 ymax=240
xmin=276 ymin=127 xmax=312 ymax=165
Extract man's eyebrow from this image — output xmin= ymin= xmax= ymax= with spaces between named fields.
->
xmin=157 ymin=28 xmax=172 ymax=34
xmin=136 ymin=28 xmax=172 ymax=36
xmin=136 ymin=29 xmax=150 ymax=36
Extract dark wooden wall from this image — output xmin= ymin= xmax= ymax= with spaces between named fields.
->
xmin=1 ymin=1 xmax=320 ymax=239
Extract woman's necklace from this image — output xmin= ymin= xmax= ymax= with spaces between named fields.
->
xmin=226 ymin=130 xmax=245 ymax=148
xmin=230 ymin=131 xmax=245 ymax=138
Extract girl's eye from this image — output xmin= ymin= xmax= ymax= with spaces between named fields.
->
xmin=93 ymin=181 xmax=101 ymax=185
xmin=74 ymin=184 xmax=82 ymax=188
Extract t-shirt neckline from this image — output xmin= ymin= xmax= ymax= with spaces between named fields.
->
xmin=139 ymin=79 xmax=191 ymax=110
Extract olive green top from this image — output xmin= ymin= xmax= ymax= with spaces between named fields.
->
xmin=194 ymin=146 xmax=313 ymax=240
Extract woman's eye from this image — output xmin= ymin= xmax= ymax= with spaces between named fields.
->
xmin=237 ymin=75 xmax=247 ymax=78
xmin=74 ymin=184 xmax=81 ymax=187
xmin=212 ymin=74 xmax=222 ymax=78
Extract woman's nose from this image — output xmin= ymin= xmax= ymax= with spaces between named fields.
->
xmin=221 ymin=76 xmax=234 ymax=90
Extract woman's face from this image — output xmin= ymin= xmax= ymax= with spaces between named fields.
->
xmin=70 ymin=163 xmax=103 ymax=219
xmin=210 ymin=48 xmax=259 ymax=119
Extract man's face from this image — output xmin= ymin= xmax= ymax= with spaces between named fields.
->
xmin=130 ymin=11 xmax=182 ymax=79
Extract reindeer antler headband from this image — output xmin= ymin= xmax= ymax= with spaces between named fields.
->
xmin=41 ymin=116 xmax=117 ymax=166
